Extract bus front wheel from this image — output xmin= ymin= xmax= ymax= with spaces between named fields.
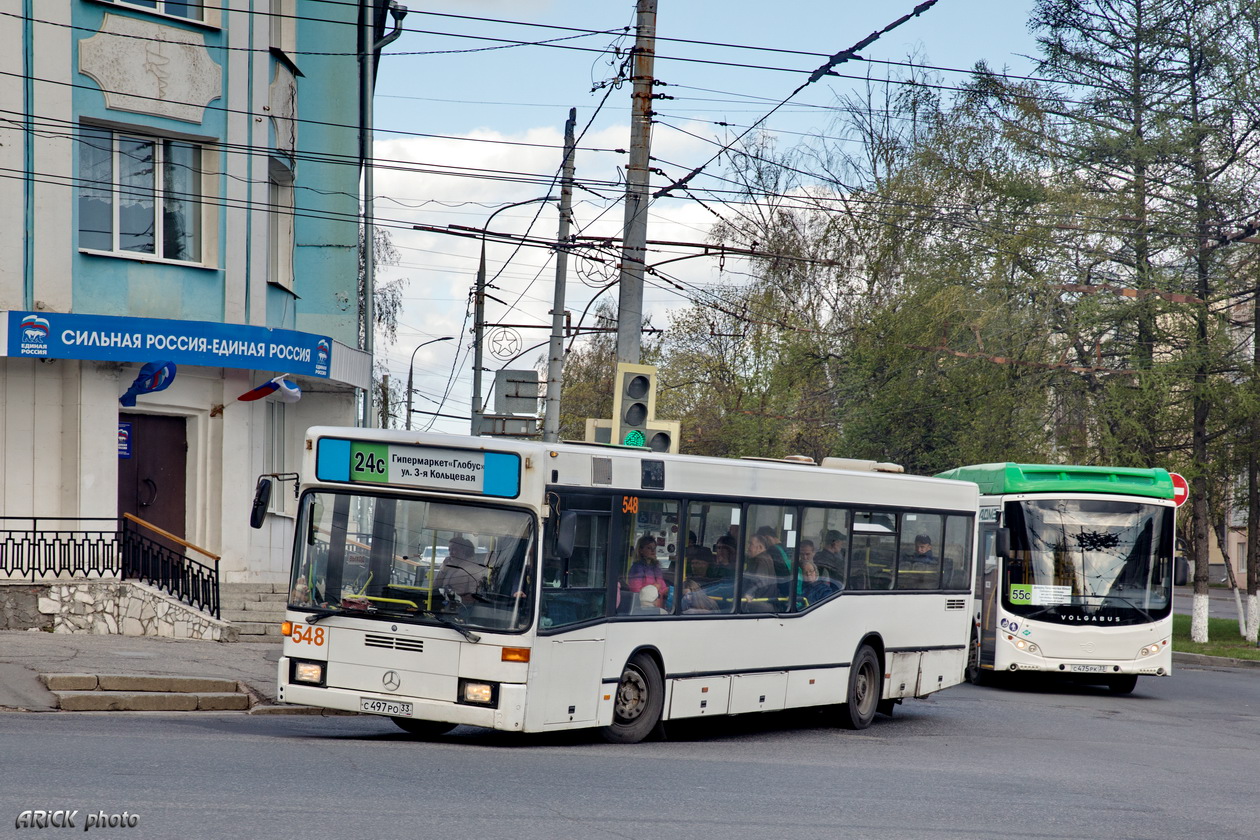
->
xmin=393 ymin=717 xmax=456 ymax=738
xmin=601 ymin=653 xmax=665 ymax=744
xmin=965 ymin=629 xmax=991 ymax=686
xmin=839 ymin=645 xmax=881 ymax=730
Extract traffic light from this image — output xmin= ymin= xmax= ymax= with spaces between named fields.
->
xmin=612 ymin=363 xmax=655 ymax=448
xmin=611 ymin=363 xmax=676 ymax=452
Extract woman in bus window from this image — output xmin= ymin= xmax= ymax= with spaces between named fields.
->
xmin=628 ymin=534 xmax=669 ymax=609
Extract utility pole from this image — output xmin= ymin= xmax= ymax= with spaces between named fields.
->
xmin=616 ymin=0 xmax=657 ymax=365
xmin=543 ymin=109 xmax=577 ymax=443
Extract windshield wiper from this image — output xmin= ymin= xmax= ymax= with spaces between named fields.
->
xmin=1095 ymin=594 xmax=1154 ymax=622
xmin=1018 ymin=594 xmax=1154 ymax=624
xmin=303 ymin=605 xmax=481 ymax=642
xmin=304 ymin=606 xmax=371 ymax=625
xmin=417 ymin=609 xmax=481 ymax=643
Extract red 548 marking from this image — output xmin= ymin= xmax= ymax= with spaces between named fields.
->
xmin=291 ymin=625 xmax=325 ymax=646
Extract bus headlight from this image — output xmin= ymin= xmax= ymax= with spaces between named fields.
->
xmin=459 ymin=679 xmax=499 ymax=707
xmin=291 ymin=659 xmax=325 ymax=686
xmin=1138 ymin=644 xmax=1161 ymax=657
xmin=1008 ymin=636 xmax=1039 ymax=654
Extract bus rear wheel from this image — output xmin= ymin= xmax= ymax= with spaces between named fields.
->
xmin=393 ymin=717 xmax=456 ymax=738
xmin=600 ymin=653 xmax=665 ymax=744
xmin=839 ymin=645 xmax=881 ymax=730
xmin=1107 ymin=675 xmax=1138 ymax=695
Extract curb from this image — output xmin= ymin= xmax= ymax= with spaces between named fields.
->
xmin=247 ymin=704 xmax=359 ymax=716
xmin=1172 ymin=652 xmax=1260 ymax=670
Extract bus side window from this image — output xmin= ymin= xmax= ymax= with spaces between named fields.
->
xmin=622 ymin=498 xmax=680 ymax=616
xmin=540 ymin=505 xmax=609 ymax=629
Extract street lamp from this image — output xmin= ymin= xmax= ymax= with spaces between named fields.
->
xmin=405 ymin=336 xmax=454 ymax=431
xmin=417 ymin=195 xmax=554 ymax=436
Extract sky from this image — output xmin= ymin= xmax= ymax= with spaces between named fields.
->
xmin=365 ymin=0 xmax=1040 ymax=434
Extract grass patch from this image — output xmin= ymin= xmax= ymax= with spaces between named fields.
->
xmin=1172 ymin=613 xmax=1260 ymax=661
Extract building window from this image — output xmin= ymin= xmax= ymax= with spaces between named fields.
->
xmin=266 ymin=400 xmax=287 ymax=513
xmin=269 ymin=0 xmax=295 ymax=53
xmin=103 ymin=0 xmax=205 ymax=22
xmin=79 ymin=126 xmax=203 ymax=263
xmin=269 ymin=158 xmax=295 ymax=289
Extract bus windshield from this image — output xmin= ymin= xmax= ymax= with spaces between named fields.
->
xmin=288 ymin=491 xmax=536 ymax=633
xmin=1002 ymin=499 xmax=1172 ymax=623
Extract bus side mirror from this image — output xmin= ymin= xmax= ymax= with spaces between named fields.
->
xmin=250 ymin=478 xmax=273 ymax=529
xmin=554 ymin=511 xmax=578 ymax=559
xmin=994 ymin=527 xmax=1010 ymax=559
xmin=1174 ymin=555 xmax=1188 ymax=586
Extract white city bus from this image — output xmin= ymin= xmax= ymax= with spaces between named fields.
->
xmin=263 ymin=428 xmax=979 ymax=742
xmin=935 ymin=463 xmax=1175 ymax=694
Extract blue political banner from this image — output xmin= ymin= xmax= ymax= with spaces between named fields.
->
xmin=4 ymin=311 xmax=332 ymax=378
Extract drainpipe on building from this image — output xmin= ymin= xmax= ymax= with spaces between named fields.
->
xmin=359 ymin=1 xmax=408 ymax=427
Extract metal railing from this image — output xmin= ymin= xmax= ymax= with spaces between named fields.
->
xmin=0 ymin=517 xmax=120 ymax=580
xmin=120 ymin=514 xmax=221 ymax=620
xmin=0 ymin=515 xmax=221 ymax=620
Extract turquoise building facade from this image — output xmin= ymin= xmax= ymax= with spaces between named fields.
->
xmin=0 ymin=0 xmax=376 ymax=582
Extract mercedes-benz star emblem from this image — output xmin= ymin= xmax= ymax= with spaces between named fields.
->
xmin=382 ymin=670 xmax=401 ymax=692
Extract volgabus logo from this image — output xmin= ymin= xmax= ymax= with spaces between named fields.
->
xmin=18 ymin=314 xmax=50 ymax=356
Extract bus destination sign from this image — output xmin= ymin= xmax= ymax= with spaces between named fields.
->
xmin=315 ymin=439 xmax=521 ymax=498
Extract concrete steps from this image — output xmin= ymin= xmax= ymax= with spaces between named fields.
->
xmin=41 ymin=673 xmax=251 ymax=711
xmin=219 ymin=582 xmax=288 ymax=642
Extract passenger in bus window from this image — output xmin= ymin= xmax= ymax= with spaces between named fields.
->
xmin=909 ymin=534 xmax=936 ymax=565
xmin=799 ymin=559 xmax=842 ymax=607
xmin=712 ymin=535 xmax=737 ymax=579
xmin=798 ymin=539 xmax=817 ymax=569
xmin=756 ymin=526 xmax=791 ymax=569
xmin=743 ymin=534 xmax=780 ymax=598
xmin=685 ymin=543 xmax=715 ymax=584
xmin=755 ymin=526 xmax=792 ymax=595
xmin=681 ymin=579 xmax=718 ymax=613
xmin=628 ymin=534 xmax=669 ymax=608
xmin=813 ymin=530 xmax=846 ymax=581
xmin=631 ymin=584 xmax=667 ymax=615
xmin=434 ymin=536 xmax=486 ymax=603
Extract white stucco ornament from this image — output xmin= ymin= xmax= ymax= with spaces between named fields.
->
xmin=79 ymin=13 xmax=222 ymax=124
xmin=269 ymin=63 xmax=298 ymax=155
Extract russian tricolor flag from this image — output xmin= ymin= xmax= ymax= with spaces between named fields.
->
xmin=237 ymin=374 xmax=302 ymax=403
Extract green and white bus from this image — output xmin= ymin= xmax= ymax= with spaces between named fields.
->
xmin=935 ymin=463 xmax=1175 ymax=694
xmin=261 ymin=427 xmax=980 ymax=742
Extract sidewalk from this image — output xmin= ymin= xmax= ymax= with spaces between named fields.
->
xmin=0 ymin=630 xmax=285 ymax=713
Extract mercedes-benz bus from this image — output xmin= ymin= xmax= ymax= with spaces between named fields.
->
xmin=259 ymin=428 xmax=980 ymax=741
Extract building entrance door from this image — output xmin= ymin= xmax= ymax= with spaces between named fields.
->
xmin=118 ymin=413 xmax=187 ymax=550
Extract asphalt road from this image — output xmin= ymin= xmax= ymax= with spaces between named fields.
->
xmin=2 ymin=660 xmax=1255 ymax=840
xmin=1173 ymin=584 xmax=1247 ymax=614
